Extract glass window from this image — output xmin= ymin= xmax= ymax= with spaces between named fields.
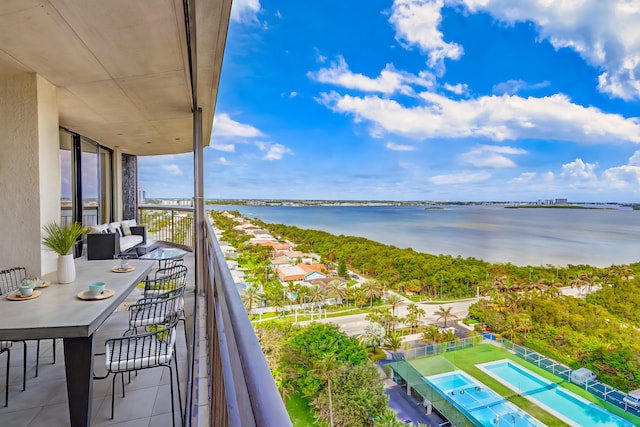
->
xmin=81 ymin=139 xmax=99 ymax=226
xmin=59 ymin=130 xmax=74 ymax=226
xmin=99 ymin=146 xmax=113 ymax=224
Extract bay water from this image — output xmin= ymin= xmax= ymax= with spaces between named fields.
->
xmin=209 ymin=204 xmax=640 ymax=267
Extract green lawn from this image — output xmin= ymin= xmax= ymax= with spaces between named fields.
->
xmin=286 ymin=394 xmax=323 ymax=427
xmin=409 ymin=344 xmax=640 ymax=426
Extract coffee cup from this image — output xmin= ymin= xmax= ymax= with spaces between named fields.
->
xmin=18 ymin=285 xmax=33 ymax=297
xmin=88 ymin=282 xmax=106 ymax=294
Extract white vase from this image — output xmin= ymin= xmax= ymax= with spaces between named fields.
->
xmin=57 ymin=254 xmax=76 ymax=284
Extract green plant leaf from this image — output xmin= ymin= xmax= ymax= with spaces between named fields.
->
xmin=42 ymin=222 xmax=90 ymax=255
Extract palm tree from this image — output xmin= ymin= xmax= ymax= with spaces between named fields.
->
xmin=240 ymin=284 xmax=263 ymax=313
xmin=515 ymin=313 xmax=532 ymax=340
xmin=383 ymin=332 xmax=403 ymax=352
xmin=310 ymin=354 xmax=343 ymax=427
xmin=343 ymin=281 xmax=355 ymax=308
xmin=306 ymin=284 xmax=325 ymax=306
xmin=493 ymin=275 xmax=508 ymax=293
xmin=433 ymin=305 xmax=457 ymax=328
xmin=325 ymin=280 xmax=346 ymax=305
xmin=421 ymin=325 xmax=442 ymax=343
xmin=362 ymin=280 xmax=382 ymax=309
xmin=403 ymin=312 xmax=419 ymax=334
xmin=407 ymin=303 xmax=425 ymax=322
xmin=570 ymin=272 xmax=599 ymax=295
xmin=385 ymin=293 xmax=404 ymax=317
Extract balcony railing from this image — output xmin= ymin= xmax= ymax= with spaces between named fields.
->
xmin=201 ymin=217 xmax=292 ymax=426
xmin=137 ymin=206 xmax=291 ymax=426
xmin=138 ymin=205 xmax=194 ymax=247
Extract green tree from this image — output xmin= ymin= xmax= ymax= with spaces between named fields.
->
xmin=362 ymin=280 xmax=383 ymax=309
xmin=240 ymin=284 xmax=263 ymax=313
xmin=434 ymin=305 xmax=457 ymax=327
xmin=421 ymin=325 xmax=442 ymax=343
xmin=385 ymin=293 xmax=404 ymax=317
xmin=309 ymin=354 xmax=343 ymax=427
xmin=326 ymin=280 xmax=346 ymax=305
xmin=281 ymin=323 xmax=366 ymax=397
xmin=338 ymin=258 xmax=348 ymax=278
xmin=312 ymin=362 xmax=394 ymax=427
xmin=383 ymin=331 xmax=403 ymax=352
xmin=307 ymin=284 xmax=325 ymax=305
xmin=360 ymin=322 xmax=385 ymax=352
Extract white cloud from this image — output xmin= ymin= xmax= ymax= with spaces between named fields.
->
xmin=389 ymin=0 xmax=463 ymax=74
xmin=602 ymin=165 xmax=640 ymax=189
xmin=308 ymin=56 xmax=434 ymax=95
xmin=262 ymin=143 xmax=293 ymax=160
xmin=458 ymin=0 xmax=640 ymax=100
xmin=492 ymin=79 xmax=550 ymax=95
xmin=275 ymin=10 xmax=282 ymax=19
xmin=162 ymin=164 xmax=183 ymax=176
xmin=460 ymin=145 xmax=527 ymax=168
xmin=628 ymin=150 xmax=640 ymax=166
xmin=213 ymin=113 xmax=264 ymax=139
xmin=230 ymin=0 xmax=261 ymax=24
xmin=317 ymin=91 xmax=640 ymax=143
xmin=443 ymin=83 xmax=468 ymax=95
xmin=552 ymin=158 xmax=602 ymax=190
xmin=289 ymin=91 xmax=299 ymax=98
xmin=386 ymin=142 xmax=416 ymax=151
xmin=211 ymin=143 xmax=235 ymax=152
xmin=510 ymin=172 xmax=537 ymax=184
xmin=429 ymin=171 xmax=491 ymax=184
xmin=217 ymin=157 xmax=231 ymax=165
xmin=314 ymin=48 xmax=327 ymax=63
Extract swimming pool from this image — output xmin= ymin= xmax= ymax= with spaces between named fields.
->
xmin=479 ymin=360 xmax=633 ymax=427
xmin=424 ymin=371 xmax=544 ymax=426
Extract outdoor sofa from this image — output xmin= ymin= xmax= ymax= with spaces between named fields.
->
xmin=86 ymin=220 xmax=146 ymax=260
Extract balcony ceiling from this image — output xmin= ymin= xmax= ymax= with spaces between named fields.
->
xmin=0 ymin=0 xmax=231 ymax=155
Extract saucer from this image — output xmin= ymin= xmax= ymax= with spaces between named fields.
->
xmin=35 ymin=280 xmax=51 ymax=289
xmin=77 ymin=289 xmax=115 ymax=301
xmin=112 ymin=266 xmax=135 ymax=273
xmin=7 ymin=290 xmax=42 ymax=301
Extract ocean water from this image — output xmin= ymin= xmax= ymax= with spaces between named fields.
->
xmin=209 ymin=204 xmax=640 ymax=267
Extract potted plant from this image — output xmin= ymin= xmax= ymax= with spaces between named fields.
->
xmin=42 ymin=222 xmax=90 ymax=283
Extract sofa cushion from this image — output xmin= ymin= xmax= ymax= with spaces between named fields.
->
xmin=121 ymin=219 xmax=137 ymax=236
xmin=109 ymin=222 xmax=126 ymax=237
xmin=120 ymin=235 xmax=143 ymax=252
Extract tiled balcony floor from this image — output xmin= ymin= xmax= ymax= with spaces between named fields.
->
xmin=0 ymin=253 xmax=196 ymax=427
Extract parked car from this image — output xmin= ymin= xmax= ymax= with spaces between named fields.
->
xmin=350 ymin=274 xmax=359 ymax=280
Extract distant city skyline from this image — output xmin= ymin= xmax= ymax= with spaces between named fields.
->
xmin=139 ymin=0 xmax=640 ymax=202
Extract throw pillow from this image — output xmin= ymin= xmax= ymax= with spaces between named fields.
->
xmin=121 ymin=219 xmax=137 ymax=236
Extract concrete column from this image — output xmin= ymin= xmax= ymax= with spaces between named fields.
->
xmin=423 ymin=397 xmax=432 ymax=415
xmin=407 ymin=384 xmax=412 ymax=396
xmin=0 ymin=73 xmax=59 ymax=275
xmin=121 ymin=153 xmax=137 ymax=220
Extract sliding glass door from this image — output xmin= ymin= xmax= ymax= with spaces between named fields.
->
xmin=59 ymin=129 xmax=113 ymax=229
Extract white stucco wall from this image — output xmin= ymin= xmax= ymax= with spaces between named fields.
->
xmin=0 ymin=73 xmax=59 ymax=276
xmin=37 ymin=74 xmax=61 ymax=274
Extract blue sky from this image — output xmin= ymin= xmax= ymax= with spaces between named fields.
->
xmin=139 ymin=0 xmax=640 ymax=202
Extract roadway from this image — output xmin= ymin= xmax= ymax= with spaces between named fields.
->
xmin=298 ymin=295 xmax=477 ymax=336
xmin=299 ymin=285 xmax=587 ymax=336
